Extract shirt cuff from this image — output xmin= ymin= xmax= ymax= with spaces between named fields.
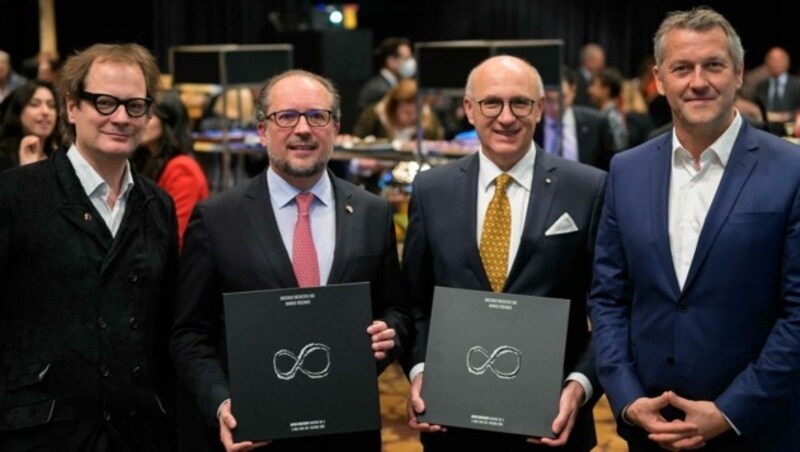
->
xmin=719 ymin=409 xmax=741 ymax=435
xmin=409 ymin=362 xmax=425 ymax=383
xmin=216 ymin=398 xmax=231 ymax=421
xmin=565 ymin=372 xmax=592 ymax=407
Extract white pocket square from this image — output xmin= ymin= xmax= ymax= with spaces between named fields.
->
xmin=545 ymin=213 xmax=579 ymax=236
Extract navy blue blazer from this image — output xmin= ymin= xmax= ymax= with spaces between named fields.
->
xmin=403 ymin=149 xmax=607 ymax=450
xmin=589 ymin=121 xmax=800 ymax=450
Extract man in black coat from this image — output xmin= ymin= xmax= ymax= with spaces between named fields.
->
xmin=170 ymin=69 xmax=410 ymax=452
xmin=0 ymin=43 xmax=178 ymax=451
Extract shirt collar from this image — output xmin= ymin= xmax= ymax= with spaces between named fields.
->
xmin=478 ymin=141 xmax=536 ymax=193
xmin=267 ymin=167 xmax=334 ymax=209
xmin=66 ymin=144 xmax=134 ymax=199
xmin=671 ymin=110 xmax=742 ymax=169
xmin=380 ymin=68 xmax=399 ymax=87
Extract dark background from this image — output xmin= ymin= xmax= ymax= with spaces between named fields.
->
xmin=1 ymin=0 xmax=796 ymax=76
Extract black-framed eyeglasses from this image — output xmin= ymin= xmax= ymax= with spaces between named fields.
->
xmin=77 ymin=91 xmax=152 ymax=118
xmin=474 ymin=97 xmax=537 ymax=118
xmin=266 ymin=109 xmax=335 ymax=128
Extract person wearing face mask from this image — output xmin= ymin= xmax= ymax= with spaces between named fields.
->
xmin=0 ymin=80 xmax=60 ymax=171
xmin=357 ymin=37 xmax=416 ymax=111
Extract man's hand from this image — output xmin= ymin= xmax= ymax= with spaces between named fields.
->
xmin=18 ymin=135 xmax=46 ymax=166
xmin=406 ymin=372 xmax=445 ymax=433
xmin=218 ymin=401 xmax=270 ymax=451
xmin=626 ymin=392 xmax=703 ymax=451
xmin=527 ymin=380 xmax=584 ymax=447
xmin=648 ymin=392 xmax=730 ymax=450
xmin=366 ymin=320 xmax=395 ymax=360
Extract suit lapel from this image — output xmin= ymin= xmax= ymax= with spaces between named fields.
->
xmin=507 ymin=149 xmax=557 ymax=287
xmin=327 ymin=174 xmax=353 ymax=284
xmin=682 ymin=124 xmax=758 ymax=293
xmin=102 ymin=182 xmax=151 ymax=275
xmin=459 ymin=155 xmax=491 ymax=288
xmin=244 ymin=173 xmax=298 ymax=287
xmin=53 ymin=150 xmax=113 ymax=251
xmin=649 ymin=135 xmax=682 ymax=298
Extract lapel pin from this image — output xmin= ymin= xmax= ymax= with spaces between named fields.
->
xmin=83 ymin=212 xmax=92 ymax=221
xmin=345 ymin=204 xmax=354 ymax=214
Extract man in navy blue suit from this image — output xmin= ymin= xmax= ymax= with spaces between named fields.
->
xmin=404 ymin=55 xmax=606 ymax=451
xmin=589 ymin=7 xmax=800 ymax=451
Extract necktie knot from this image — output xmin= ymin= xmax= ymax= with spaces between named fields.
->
xmin=495 ymin=173 xmax=512 ymax=193
xmin=296 ymin=192 xmax=314 ymax=215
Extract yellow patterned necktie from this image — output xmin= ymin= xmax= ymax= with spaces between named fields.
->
xmin=480 ymin=173 xmax=512 ymax=293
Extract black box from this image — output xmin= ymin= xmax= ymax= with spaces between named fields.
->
xmin=419 ymin=286 xmax=570 ymax=437
xmin=223 ymin=282 xmax=380 ymax=442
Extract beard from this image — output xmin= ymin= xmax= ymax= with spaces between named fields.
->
xmin=269 ymin=151 xmax=329 ymax=179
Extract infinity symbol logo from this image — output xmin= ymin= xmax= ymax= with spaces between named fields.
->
xmin=273 ymin=343 xmax=331 ymax=380
xmin=466 ymin=345 xmax=522 ymax=379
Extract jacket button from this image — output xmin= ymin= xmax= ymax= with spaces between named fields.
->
xmin=103 ymin=411 xmax=111 ymax=422
xmin=100 ymin=365 xmax=110 ymax=377
xmin=128 ymin=271 xmax=139 ymax=283
xmin=97 ymin=317 xmax=108 ymax=329
xmin=667 ymin=357 xmax=675 ymax=366
xmin=677 ymin=302 xmax=688 ymax=312
xmin=129 ymin=411 xmax=137 ymax=418
xmin=132 ymin=365 xmax=142 ymax=376
xmin=129 ymin=317 xmax=139 ymax=329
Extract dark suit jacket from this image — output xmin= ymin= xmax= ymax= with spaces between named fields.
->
xmin=535 ymin=107 xmax=608 ymax=170
xmin=403 ymin=149 xmax=607 ymax=451
xmin=755 ymin=74 xmax=800 ymax=113
xmin=0 ymin=149 xmax=178 ymax=451
xmin=357 ymin=74 xmax=393 ymax=111
xmin=589 ymin=121 xmax=800 ymax=451
xmin=170 ymin=170 xmax=410 ymax=451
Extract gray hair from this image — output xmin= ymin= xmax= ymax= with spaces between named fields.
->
xmin=653 ymin=6 xmax=744 ymax=73
xmin=254 ymin=69 xmax=341 ymax=123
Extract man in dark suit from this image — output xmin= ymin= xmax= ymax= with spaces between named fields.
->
xmin=754 ymin=46 xmax=800 ymax=124
xmin=170 ymin=69 xmax=410 ymax=452
xmin=356 ymin=37 xmax=415 ymax=111
xmin=536 ymin=66 xmax=610 ymax=170
xmin=572 ymin=43 xmax=605 ymax=109
xmin=0 ymin=43 xmax=178 ymax=451
xmin=589 ymin=7 xmax=800 ymax=451
xmin=404 ymin=55 xmax=606 ymax=451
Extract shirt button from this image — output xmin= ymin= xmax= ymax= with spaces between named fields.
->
xmin=129 ymin=317 xmax=139 ymax=329
xmin=132 ymin=365 xmax=142 ymax=376
xmin=100 ymin=365 xmax=110 ymax=377
xmin=128 ymin=271 xmax=139 ymax=283
xmin=97 ymin=317 xmax=108 ymax=329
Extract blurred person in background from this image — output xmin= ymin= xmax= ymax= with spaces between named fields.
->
xmin=0 ymin=50 xmax=27 ymax=104
xmin=353 ymin=79 xmax=443 ymax=141
xmin=357 ymin=37 xmax=416 ymax=110
xmin=572 ymin=43 xmax=605 ymax=108
xmin=134 ymin=90 xmax=209 ymax=249
xmin=0 ymin=80 xmax=59 ymax=171
xmin=755 ymin=46 xmax=800 ymax=124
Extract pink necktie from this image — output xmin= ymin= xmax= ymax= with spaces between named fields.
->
xmin=292 ymin=192 xmax=319 ymax=287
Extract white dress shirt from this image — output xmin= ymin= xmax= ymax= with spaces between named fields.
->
xmin=67 ymin=145 xmax=134 ymax=237
xmin=668 ymin=113 xmax=741 ymax=289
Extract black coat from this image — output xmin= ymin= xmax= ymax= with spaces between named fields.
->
xmin=0 ymin=149 xmax=179 ymax=451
